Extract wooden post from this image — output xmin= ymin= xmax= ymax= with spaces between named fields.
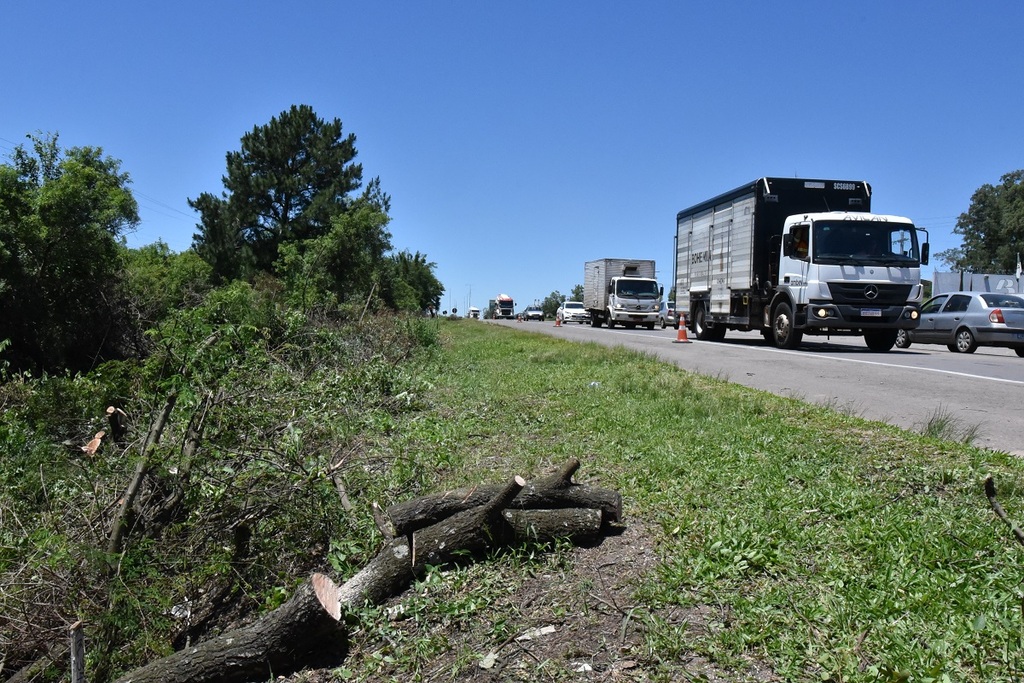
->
xmin=70 ymin=621 xmax=86 ymax=683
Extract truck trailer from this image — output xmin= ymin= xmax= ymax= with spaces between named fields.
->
xmin=583 ymin=258 xmax=663 ymax=329
xmin=674 ymin=177 xmax=929 ymax=351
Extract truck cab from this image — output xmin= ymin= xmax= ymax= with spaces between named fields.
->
xmin=605 ymin=276 xmax=663 ymax=329
xmin=773 ymin=213 xmax=928 ymax=350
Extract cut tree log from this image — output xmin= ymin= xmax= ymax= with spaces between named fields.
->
xmin=110 ymin=465 xmax=625 ymax=683
xmin=113 ymin=573 xmax=345 ymax=683
xmin=337 ymin=475 xmax=527 ymax=607
xmin=385 ymin=458 xmax=622 ymax=535
xmin=500 ymin=507 xmax=604 ymax=543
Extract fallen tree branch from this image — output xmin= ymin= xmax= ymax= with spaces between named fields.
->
xmin=985 ymin=475 xmax=1024 ymax=547
xmin=113 ymin=574 xmax=345 ymax=683
xmin=108 ymin=464 xmax=624 ymax=683
xmin=338 ymin=475 xmax=527 ymax=607
xmin=385 ymin=458 xmax=621 ymax=535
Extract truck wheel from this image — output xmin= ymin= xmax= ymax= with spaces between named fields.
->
xmin=772 ymin=302 xmax=803 ymax=349
xmin=693 ymin=304 xmax=725 ymax=341
xmin=606 ymin=312 xmax=616 ymax=329
xmin=693 ymin=305 xmax=710 ymax=340
xmin=864 ymin=329 xmax=898 ymax=352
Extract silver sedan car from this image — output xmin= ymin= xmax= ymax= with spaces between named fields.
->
xmin=895 ymin=291 xmax=1024 ymax=355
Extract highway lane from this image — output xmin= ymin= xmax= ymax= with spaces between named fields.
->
xmin=490 ymin=319 xmax=1024 ymax=456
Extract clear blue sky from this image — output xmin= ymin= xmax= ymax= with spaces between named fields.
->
xmin=4 ymin=2 xmax=1023 ymax=313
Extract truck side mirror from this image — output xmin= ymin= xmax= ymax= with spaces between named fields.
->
xmin=921 ymin=243 xmax=929 ymax=265
xmin=659 ymin=285 xmax=664 ymax=296
xmin=607 ymin=284 xmax=613 ymax=294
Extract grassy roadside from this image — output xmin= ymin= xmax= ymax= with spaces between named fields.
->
xmin=343 ymin=319 xmax=1024 ymax=682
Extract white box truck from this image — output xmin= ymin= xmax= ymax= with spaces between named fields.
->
xmin=584 ymin=258 xmax=663 ymax=329
xmin=674 ymin=177 xmax=929 ymax=351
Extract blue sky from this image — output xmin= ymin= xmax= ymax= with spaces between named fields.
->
xmin=4 ymin=2 xmax=1023 ymax=313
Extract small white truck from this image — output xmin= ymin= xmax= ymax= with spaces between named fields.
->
xmin=583 ymin=258 xmax=663 ymax=329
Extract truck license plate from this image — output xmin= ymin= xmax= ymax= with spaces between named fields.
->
xmin=861 ymin=309 xmax=882 ymax=317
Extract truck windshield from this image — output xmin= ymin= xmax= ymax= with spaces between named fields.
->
xmin=812 ymin=220 xmax=920 ymax=266
xmin=616 ymin=279 xmax=660 ymax=298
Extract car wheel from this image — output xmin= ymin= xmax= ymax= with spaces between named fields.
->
xmin=954 ymin=327 xmax=977 ymax=353
xmin=894 ymin=329 xmax=912 ymax=349
xmin=660 ymin=318 xmax=666 ymax=329
xmin=1015 ymin=348 xmax=1024 ymax=357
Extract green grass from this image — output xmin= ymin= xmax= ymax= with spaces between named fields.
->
xmin=355 ymin=319 xmax=1024 ymax=682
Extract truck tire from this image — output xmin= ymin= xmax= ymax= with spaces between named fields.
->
xmin=863 ymin=329 xmax=898 ymax=352
xmin=606 ymin=311 xmax=616 ymax=329
xmin=692 ymin=304 xmax=725 ymax=341
xmin=692 ymin=304 xmax=711 ymax=340
xmin=772 ymin=302 xmax=803 ymax=349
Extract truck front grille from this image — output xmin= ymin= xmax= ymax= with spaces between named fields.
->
xmin=826 ymin=283 xmax=913 ymax=306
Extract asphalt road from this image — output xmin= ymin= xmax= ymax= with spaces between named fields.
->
xmin=489 ymin=319 xmax=1024 ymax=456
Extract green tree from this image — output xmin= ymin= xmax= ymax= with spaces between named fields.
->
xmin=190 ymin=104 xmax=368 ymax=278
xmin=384 ymin=250 xmax=444 ymax=313
xmin=570 ymin=284 xmax=584 ymax=301
xmin=0 ymin=133 xmax=140 ymax=373
xmin=275 ymin=200 xmax=394 ymax=313
xmin=940 ymin=170 xmax=1024 ymax=272
xmin=124 ymin=241 xmax=213 ymax=326
xmin=541 ymin=291 xmax=565 ymax=318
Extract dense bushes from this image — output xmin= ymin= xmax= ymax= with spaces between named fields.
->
xmin=0 ymin=283 xmax=441 ymax=682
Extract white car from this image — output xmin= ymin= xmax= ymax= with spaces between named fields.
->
xmin=557 ymin=301 xmax=591 ymax=324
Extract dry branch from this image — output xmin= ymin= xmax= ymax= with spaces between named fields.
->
xmin=985 ymin=475 xmax=1024 ymax=547
xmin=385 ymin=458 xmax=622 ymax=535
xmin=337 ymin=475 xmax=526 ymax=607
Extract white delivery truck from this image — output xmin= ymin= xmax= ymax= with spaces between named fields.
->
xmin=584 ymin=258 xmax=663 ymax=329
xmin=674 ymin=177 xmax=929 ymax=351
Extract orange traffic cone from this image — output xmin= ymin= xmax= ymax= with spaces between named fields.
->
xmin=673 ymin=314 xmax=692 ymax=344
xmin=554 ymin=316 xmax=561 ymax=327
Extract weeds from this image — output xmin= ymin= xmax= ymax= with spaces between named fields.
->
xmin=921 ymin=404 xmax=983 ymax=443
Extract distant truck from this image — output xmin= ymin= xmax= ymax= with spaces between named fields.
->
xmin=493 ymin=294 xmax=515 ymax=319
xmin=674 ymin=177 xmax=929 ymax=351
xmin=584 ymin=258 xmax=663 ymax=329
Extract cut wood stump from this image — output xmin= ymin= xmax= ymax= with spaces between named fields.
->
xmin=113 ymin=574 xmax=345 ymax=683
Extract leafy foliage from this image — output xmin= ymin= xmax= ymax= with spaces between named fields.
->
xmin=383 ymin=250 xmax=444 ymax=313
xmin=940 ymin=169 xmax=1024 ymax=272
xmin=540 ymin=290 xmax=566 ymax=318
xmin=190 ymin=104 xmax=368 ymax=280
xmin=0 ymin=133 xmax=141 ymax=373
xmin=0 ymin=286 xmax=441 ymax=681
xmin=123 ymin=241 xmax=213 ymax=326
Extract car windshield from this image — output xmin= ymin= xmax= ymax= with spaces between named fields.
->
xmin=616 ymin=279 xmax=659 ymax=298
xmin=813 ymin=220 xmax=920 ymax=266
xmin=565 ymin=302 xmax=583 ymax=309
